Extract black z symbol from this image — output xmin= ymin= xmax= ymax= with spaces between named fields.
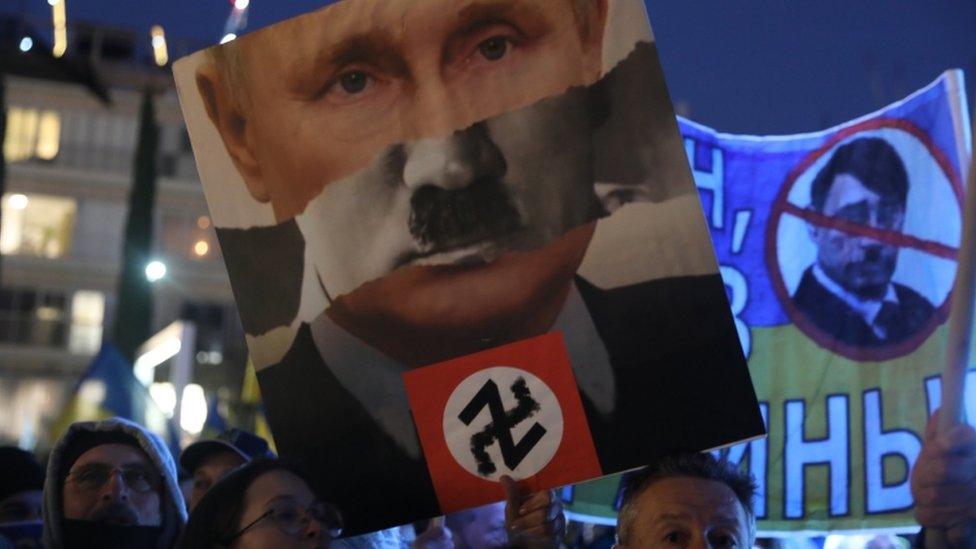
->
xmin=457 ymin=376 xmax=547 ymax=476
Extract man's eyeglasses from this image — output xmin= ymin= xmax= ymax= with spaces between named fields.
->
xmin=222 ymin=500 xmax=343 ymax=542
xmin=66 ymin=464 xmax=161 ymax=494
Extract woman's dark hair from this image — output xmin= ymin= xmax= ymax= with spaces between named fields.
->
xmin=176 ymin=457 xmax=320 ymax=549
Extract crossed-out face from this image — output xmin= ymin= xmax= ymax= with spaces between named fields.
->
xmin=810 ymin=173 xmax=905 ymax=301
xmin=61 ymin=443 xmax=162 ymax=527
xmin=198 ymin=0 xmax=609 ymax=365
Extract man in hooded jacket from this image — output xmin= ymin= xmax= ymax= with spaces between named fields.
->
xmin=43 ymin=417 xmax=187 ymax=548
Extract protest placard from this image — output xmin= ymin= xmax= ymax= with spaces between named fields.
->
xmin=563 ymin=71 xmax=973 ymax=533
xmin=173 ymin=0 xmax=764 ymax=534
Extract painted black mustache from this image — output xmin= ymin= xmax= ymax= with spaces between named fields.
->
xmin=409 ymin=177 xmax=523 ymax=253
xmin=403 ymin=123 xmax=523 ymax=254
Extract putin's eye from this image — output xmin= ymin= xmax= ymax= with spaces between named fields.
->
xmin=477 ymin=36 xmax=510 ymax=61
xmin=322 ymin=68 xmax=381 ymax=105
xmin=337 ymin=71 xmax=371 ymax=94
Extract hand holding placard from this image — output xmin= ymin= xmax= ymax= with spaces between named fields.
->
xmin=928 ymin=109 xmax=976 ymax=549
xmin=502 ymin=475 xmax=565 ymax=547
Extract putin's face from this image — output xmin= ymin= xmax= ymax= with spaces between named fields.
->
xmin=296 ymin=84 xmax=604 ymax=303
xmin=199 ymin=0 xmax=608 ymax=364
xmin=199 ymin=0 xmax=606 ymax=222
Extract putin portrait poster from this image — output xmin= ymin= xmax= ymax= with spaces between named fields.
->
xmin=173 ymin=0 xmax=764 ymax=534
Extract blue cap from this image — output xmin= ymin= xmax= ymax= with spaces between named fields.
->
xmin=179 ymin=429 xmax=274 ymax=473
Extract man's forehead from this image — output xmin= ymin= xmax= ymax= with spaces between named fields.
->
xmin=825 ymin=173 xmax=885 ymax=210
xmin=243 ymin=0 xmax=561 ymax=64
xmin=640 ymin=477 xmax=747 ymax=523
xmin=73 ymin=443 xmax=150 ymax=468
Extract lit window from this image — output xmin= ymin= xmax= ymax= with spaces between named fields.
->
xmin=0 ymin=287 xmax=67 ymax=347
xmin=68 ymin=291 xmax=105 ymax=355
xmin=0 ymin=193 xmax=76 ymax=258
xmin=161 ymin=210 xmax=219 ymax=261
xmin=3 ymin=109 xmax=38 ymax=162
xmin=36 ymin=111 xmax=62 ymax=160
xmin=0 ymin=378 xmax=64 ymax=448
xmin=3 ymin=107 xmax=61 ymax=162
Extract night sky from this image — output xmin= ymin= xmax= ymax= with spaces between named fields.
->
xmin=3 ymin=0 xmax=975 ymax=135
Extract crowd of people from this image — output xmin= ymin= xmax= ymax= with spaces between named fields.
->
xmin=0 ymin=409 xmax=973 ymax=548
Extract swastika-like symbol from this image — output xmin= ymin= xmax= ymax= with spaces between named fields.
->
xmin=457 ymin=377 xmax=547 ymax=476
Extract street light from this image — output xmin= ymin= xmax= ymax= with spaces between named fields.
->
xmin=50 ymin=0 xmax=66 ymax=58
xmin=149 ymin=382 xmax=177 ymax=418
xmin=8 ymin=194 xmax=29 ymax=210
xmin=150 ymin=25 xmax=168 ymax=66
xmin=180 ymin=384 xmax=208 ymax=434
xmin=145 ymin=260 xmax=167 ymax=282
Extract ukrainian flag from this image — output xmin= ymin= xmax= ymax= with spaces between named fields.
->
xmin=241 ymin=358 xmax=276 ymax=452
xmin=200 ymin=396 xmax=229 ymax=439
xmin=49 ymin=343 xmax=180 ymax=455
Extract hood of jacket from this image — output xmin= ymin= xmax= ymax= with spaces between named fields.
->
xmin=42 ymin=417 xmax=188 ymax=549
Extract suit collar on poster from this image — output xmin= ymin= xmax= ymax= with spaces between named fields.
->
xmin=308 ymin=281 xmax=616 ymax=458
xmin=812 ymin=264 xmax=899 ymax=336
xmin=308 ymin=307 xmax=420 ymax=457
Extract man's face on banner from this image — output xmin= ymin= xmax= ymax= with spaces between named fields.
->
xmin=199 ymin=0 xmax=609 ymax=364
xmin=297 ymin=86 xmax=603 ymax=302
xmin=199 ymin=0 xmax=606 ymax=221
xmin=810 ymin=173 xmax=905 ymax=300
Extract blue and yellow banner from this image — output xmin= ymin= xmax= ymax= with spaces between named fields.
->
xmin=564 ymin=71 xmax=972 ymax=532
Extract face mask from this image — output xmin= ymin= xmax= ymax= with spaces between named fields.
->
xmin=62 ymin=518 xmax=163 ymax=549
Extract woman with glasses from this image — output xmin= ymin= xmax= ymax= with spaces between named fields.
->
xmin=178 ymin=458 xmax=342 ymax=549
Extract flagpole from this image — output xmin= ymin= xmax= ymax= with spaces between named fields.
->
xmin=939 ymin=109 xmax=976 ymax=428
xmin=0 ymin=75 xmax=6 ymax=289
xmin=929 ymin=105 xmax=976 ymax=549
xmin=111 ymin=88 xmax=159 ymax=363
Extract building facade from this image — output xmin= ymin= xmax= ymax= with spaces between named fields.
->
xmin=1 ymin=19 xmax=246 ymax=448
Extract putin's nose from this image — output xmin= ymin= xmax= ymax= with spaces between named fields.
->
xmin=401 ymin=123 xmax=506 ymax=192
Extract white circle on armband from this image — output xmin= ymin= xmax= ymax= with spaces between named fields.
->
xmin=442 ymin=367 xmax=564 ymax=482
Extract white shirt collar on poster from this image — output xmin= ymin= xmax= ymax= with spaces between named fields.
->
xmin=812 ymin=264 xmax=899 ymax=340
